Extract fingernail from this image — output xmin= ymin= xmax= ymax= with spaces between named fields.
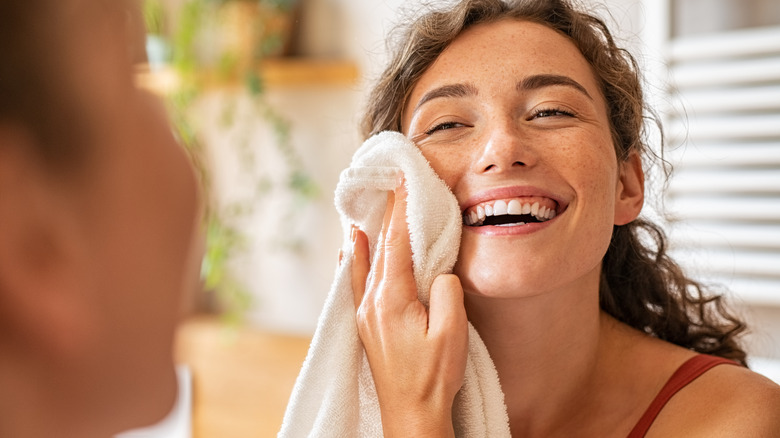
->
xmin=338 ymin=249 xmax=344 ymax=265
xmin=350 ymin=225 xmax=357 ymax=242
xmin=396 ymin=172 xmax=405 ymax=189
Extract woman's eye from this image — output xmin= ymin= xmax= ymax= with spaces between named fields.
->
xmin=425 ymin=121 xmax=464 ymax=135
xmin=530 ymin=108 xmax=574 ymax=119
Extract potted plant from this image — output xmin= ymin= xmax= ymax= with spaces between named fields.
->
xmin=143 ymin=0 xmax=316 ymax=323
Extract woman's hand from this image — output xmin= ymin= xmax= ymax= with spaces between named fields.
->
xmin=350 ymin=178 xmax=468 ymax=437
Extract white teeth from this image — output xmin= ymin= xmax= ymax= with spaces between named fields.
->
xmin=463 ymin=198 xmax=559 ymax=226
xmin=507 ymin=199 xmax=522 ymax=215
xmin=493 ymin=200 xmax=508 ymax=215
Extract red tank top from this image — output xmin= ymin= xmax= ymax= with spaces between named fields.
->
xmin=626 ymin=354 xmax=738 ymax=438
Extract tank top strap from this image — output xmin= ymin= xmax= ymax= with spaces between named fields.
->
xmin=626 ymin=354 xmax=738 ymax=438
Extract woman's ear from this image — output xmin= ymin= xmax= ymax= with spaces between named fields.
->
xmin=0 ymin=126 xmax=94 ymax=357
xmin=614 ymin=151 xmax=645 ymax=226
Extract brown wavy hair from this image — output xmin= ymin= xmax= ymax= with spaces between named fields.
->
xmin=361 ymin=0 xmax=748 ymax=365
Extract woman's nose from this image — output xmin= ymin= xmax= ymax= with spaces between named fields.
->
xmin=473 ymin=120 xmax=537 ymax=174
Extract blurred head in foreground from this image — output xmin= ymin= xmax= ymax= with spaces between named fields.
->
xmin=0 ymin=0 xmax=201 ymax=436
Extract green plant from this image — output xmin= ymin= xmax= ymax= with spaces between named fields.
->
xmin=143 ymin=0 xmax=165 ymax=35
xmin=144 ymin=0 xmax=316 ymax=323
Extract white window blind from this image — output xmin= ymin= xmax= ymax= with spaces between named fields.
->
xmin=665 ymin=25 xmax=780 ymax=306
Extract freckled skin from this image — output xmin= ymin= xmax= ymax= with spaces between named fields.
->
xmin=403 ymin=20 xmax=630 ymax=300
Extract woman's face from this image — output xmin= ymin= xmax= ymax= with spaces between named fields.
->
xmin=402 ymin=19 xmax=642 ymax=299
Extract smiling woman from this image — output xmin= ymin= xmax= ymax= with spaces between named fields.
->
xmin=350 ymin=0 xmax=780 ymax=437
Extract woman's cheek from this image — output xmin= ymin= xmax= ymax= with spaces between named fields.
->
xmin=420 ymin=149 xmax=461 ymax=188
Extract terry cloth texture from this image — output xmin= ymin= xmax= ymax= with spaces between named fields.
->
xmin=279 ymin=131 xmax=510 ymax=437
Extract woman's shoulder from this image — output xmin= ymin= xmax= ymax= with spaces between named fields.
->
xmin=647 ymin=355 xmax=780 ymax=437
xmin=605 ymin=321 xmax=780 ymax=437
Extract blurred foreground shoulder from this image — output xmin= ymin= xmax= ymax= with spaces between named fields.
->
xmin=650 ymin=361 xmax=780 ymax=437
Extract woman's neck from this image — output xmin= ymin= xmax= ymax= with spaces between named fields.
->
xmin=464 ymin=269 xmax=610 ymax=437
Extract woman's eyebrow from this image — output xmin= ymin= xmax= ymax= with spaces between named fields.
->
xmin=410 ymin=75 xmax=590 ymax=115
xmin=412 ymin=82 xmax=479 ymax=113
xmin=518 ymin=74 xmax=592 ymax=100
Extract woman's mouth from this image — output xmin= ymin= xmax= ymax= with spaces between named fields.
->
xmin=462 ymin=197 xmax=559 ymax=227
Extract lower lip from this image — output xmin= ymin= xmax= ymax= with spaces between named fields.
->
xmin=463 ymin=215 xmax=558 ymax=236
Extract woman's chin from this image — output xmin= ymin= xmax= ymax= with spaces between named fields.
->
xmin=455 ymin=259 xmax=552 ymax=300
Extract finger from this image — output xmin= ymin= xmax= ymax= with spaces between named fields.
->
xmin=368 ymin=189 xmax=395 ymax=291
xmin=351 ymin=226 xmax=371 ymax=310
xmin=427 ymin=274 xmax=467 ymax=337
xmin=382 ymin=177 xmax=415 ymax=292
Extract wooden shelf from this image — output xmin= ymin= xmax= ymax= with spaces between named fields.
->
xmin=260 ymin=58 xmax=359 ymax=86
xmin=135 ymin=58 xmax=359 ymax=94
xmin=135 ymin=64 xmax=180 ymax=95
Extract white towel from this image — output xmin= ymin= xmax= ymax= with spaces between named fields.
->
xmin=279 ymin=131 xmax=510 ymax=437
